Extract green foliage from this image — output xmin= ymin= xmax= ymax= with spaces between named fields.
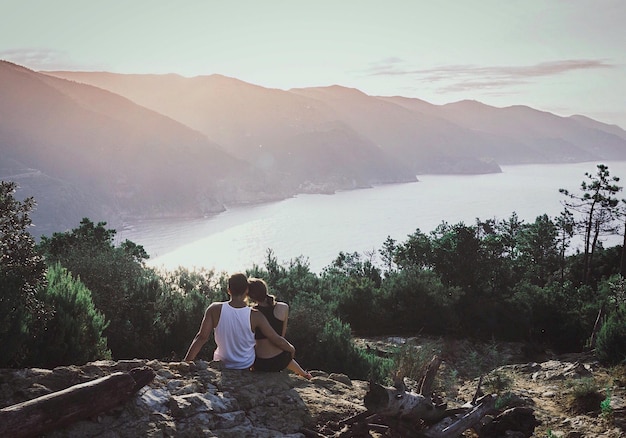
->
xmin=394 ymin=228 xmax=432 ymax=270
xmin=560 ymin=163 xmax=623 ymax=285
xmin=5 ymin=163 xmax=626 ymax=374
xmin=453 ymin=340 xmax=508 ymax=380
xmin=494 ymin=391 xmax=515 ymax=410
xmin=248 ymin=250 xmax=322 ymax=312
xmin=391 ymin=340 xmax=439 ymax=383
xmin=37 ymin=218 xmax=151 ymax=358
xmin=600 ymin=387 xmax=613 ymax=422
xmin=30 ymin=263 xmax=110 ymax=367
xmin=566 ymin=377 xmax=604 ymax=414
xmin=314 ymin=317 xmax=392 ymax=381
xmin=0 ymin=181 xmax=49 ymax=367
xmin=380 ymin=268 xmax=461 ymax=334
xmin=484 ymin=369 xmax=513 ymax=395
xmin=596 ymin=312 xmax=626 ymax=365
xmin=154 ymin=267 xmax=218 ymax=359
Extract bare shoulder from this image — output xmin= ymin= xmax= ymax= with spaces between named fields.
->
xmin=207 ymin=302 xmax=223 ymax=316
xmin=250 ymin=308 xmax=268 ymax=327
xmin=274 ymin=301 xmax=289 ymax=319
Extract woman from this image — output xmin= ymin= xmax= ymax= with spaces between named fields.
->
xmin=247 ymin=278 xmax=312 ymax=379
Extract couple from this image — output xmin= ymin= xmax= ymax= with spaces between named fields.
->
xmin=184 ymin=273 xmax=311 ymax=379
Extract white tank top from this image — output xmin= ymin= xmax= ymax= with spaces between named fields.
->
xmin=213 ymin=303 xmax=256 ymax=369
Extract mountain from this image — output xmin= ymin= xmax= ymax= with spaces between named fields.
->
xmin=569 ymin=114 xmax=626 ymax=141
xmin=0 ymin=61 xmax=281 ymax=237
xmin=44 ymin=70 xmax=626 ymax=175
xmin=40 ymin=71 xmax=418 ymax=189
xmin=292 ymin=86 xmax=502 ymax=174
xmin=5 ymin=62 xmax=626 ymax=236
xmin=435 ymin=100 xmax=626 ymax=163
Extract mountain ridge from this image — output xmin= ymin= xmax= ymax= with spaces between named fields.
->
xmin=2 ymin=60 xmax=626 ymax=237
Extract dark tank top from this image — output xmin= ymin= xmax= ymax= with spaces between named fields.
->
xmin=255 ymin=304 xmax=283 ymax=340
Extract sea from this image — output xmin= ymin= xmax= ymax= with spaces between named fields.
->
xmin=118 ymin=161 xmax=626 ymax=274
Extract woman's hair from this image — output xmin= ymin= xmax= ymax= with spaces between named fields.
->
xmin=247 ymin=278 xmax=276 ymax=306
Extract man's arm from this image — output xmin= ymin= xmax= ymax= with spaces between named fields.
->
xmin=252 ymin=311 xmax=295 ymax=357
xmin=184 ymin=304 xmax=218 ymax=361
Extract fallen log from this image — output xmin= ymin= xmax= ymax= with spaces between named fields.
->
xmin=0 ymin=366 xmax=155 ymax=438
xmin=364 ymin=380 xmax=447 ymax=423
xmin=345 ymin=354 xmax=539 ymax=438
xmin=422 ymin=394 xmax=496 ymax=438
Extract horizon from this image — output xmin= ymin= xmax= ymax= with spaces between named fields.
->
xmin=1 ymin=1 xmax=625 ymax=129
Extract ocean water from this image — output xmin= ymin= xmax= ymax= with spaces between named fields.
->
xmin=118 ymin=161 xmax=626 ymax=274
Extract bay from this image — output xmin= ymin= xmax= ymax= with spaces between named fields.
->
xmin=119 ymin=161 xmax=626 ymax=274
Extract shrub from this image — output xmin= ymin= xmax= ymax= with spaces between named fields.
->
xmin=0 ymin=181 xmax=49 ymax=367
xmin=484 ymin=369 xmax=513 ymax=395
xmin=30 ymin=263 xmax=110 ymax=367
xmin=566 ymin=377 xmax=604 ymax=414
xmin=288 ymin=292 xmax=391 ymax=381
xmin=314 ymin=317 xmax=392 ymax=381
xmin=595 ymin=312 xmax=626 ymax=365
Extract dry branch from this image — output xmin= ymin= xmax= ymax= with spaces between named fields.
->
xmin=422 ymin=394 xmax=496 ymax=438
xmin=364 ymin=381 xmax=447 ymax=423
xmin=419 ymin=355 xmax=442 ymax=395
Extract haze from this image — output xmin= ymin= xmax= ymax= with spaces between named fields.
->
xmin=1 ymin=0 xmax=625 ymax=128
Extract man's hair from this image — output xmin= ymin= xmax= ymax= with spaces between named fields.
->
xmin=228 ymin=273 xmax=249 ymax=296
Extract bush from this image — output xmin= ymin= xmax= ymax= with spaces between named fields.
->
xmin=566 ymin=377 xmax=604 ymax=414
xmin=596 ymin=312 xmax=626 ymax=365
xmin=0 ymin=181 xmax=49 ymax=367
xmin=29 ymin=263 xmax=110 ymax=367
xmin=315 ymin=317 xmax=392 ymax=381
xmin=154 ymin=286 xmax=213 ymax=360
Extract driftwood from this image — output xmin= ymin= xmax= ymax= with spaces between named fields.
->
xmin=422 ymin=394 xmax=496 ymax=437
xmin=333 ymin=354 xmax=538 ymax=438
xmin=0 ymin=366 xmax=155 ymax=438
xmin=364 ymin=355 xmax=449 ymax=424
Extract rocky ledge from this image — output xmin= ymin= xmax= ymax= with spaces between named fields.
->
xmin=0 ymin=359 xmax=365 ymax=437
xmin=0 ymin=354 xmax=625 ymax=437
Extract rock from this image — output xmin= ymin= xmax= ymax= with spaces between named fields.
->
xmin=0 ymin=360 xmax=319 ymax=437
xmin=1 ymin=352 xmax=624 ymax=437
xmin=328 ymin=373 xmax=352 ymax=386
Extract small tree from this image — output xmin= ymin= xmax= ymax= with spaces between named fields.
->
xmin=30 ymin=263 xmax=111 ymax=367
xmin=555 ymin=209 xmax=575 ymax=287
xmin=560 ymin=164 xmax=623 ymax=284
xmin=379 ymin=235 xmax=397 ymax=274
xmin=0 ymin=181 xmax=49 ymax=367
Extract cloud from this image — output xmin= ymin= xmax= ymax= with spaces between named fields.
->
xmin=365 ymin=59 xmax=615 ymax=93
xmin=0 ymin=48 xmax=103 ymax=71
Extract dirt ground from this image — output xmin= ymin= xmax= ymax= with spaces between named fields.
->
xmin=298 ymin=337 xmax=626 ymax=437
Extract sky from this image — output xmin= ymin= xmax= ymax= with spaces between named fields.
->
xmin=1 ymin=0 xmax=625 ymax=128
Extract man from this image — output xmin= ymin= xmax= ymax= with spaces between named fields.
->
xmin=183 ymin=272 xmax=295 ymax=369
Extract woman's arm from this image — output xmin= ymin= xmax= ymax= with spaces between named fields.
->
xmin=252 ymin=310 xmax=295 ymax=357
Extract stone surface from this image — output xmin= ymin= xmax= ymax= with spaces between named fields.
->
xmin=0 ymin=353 xmax=625 ymax=437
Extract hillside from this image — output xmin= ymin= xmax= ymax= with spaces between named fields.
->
xmin=46 ymin=70 xmax=626 ymax=174
xmin=0 ymin=62 xmax=420 ymax=237
xmin=38 ymin=71 xmax=417 ymax=190
xmin=0 ymin=62 xmax=285 ymax=236
xmin=4 ymin=61 xmax=626 ymax=236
